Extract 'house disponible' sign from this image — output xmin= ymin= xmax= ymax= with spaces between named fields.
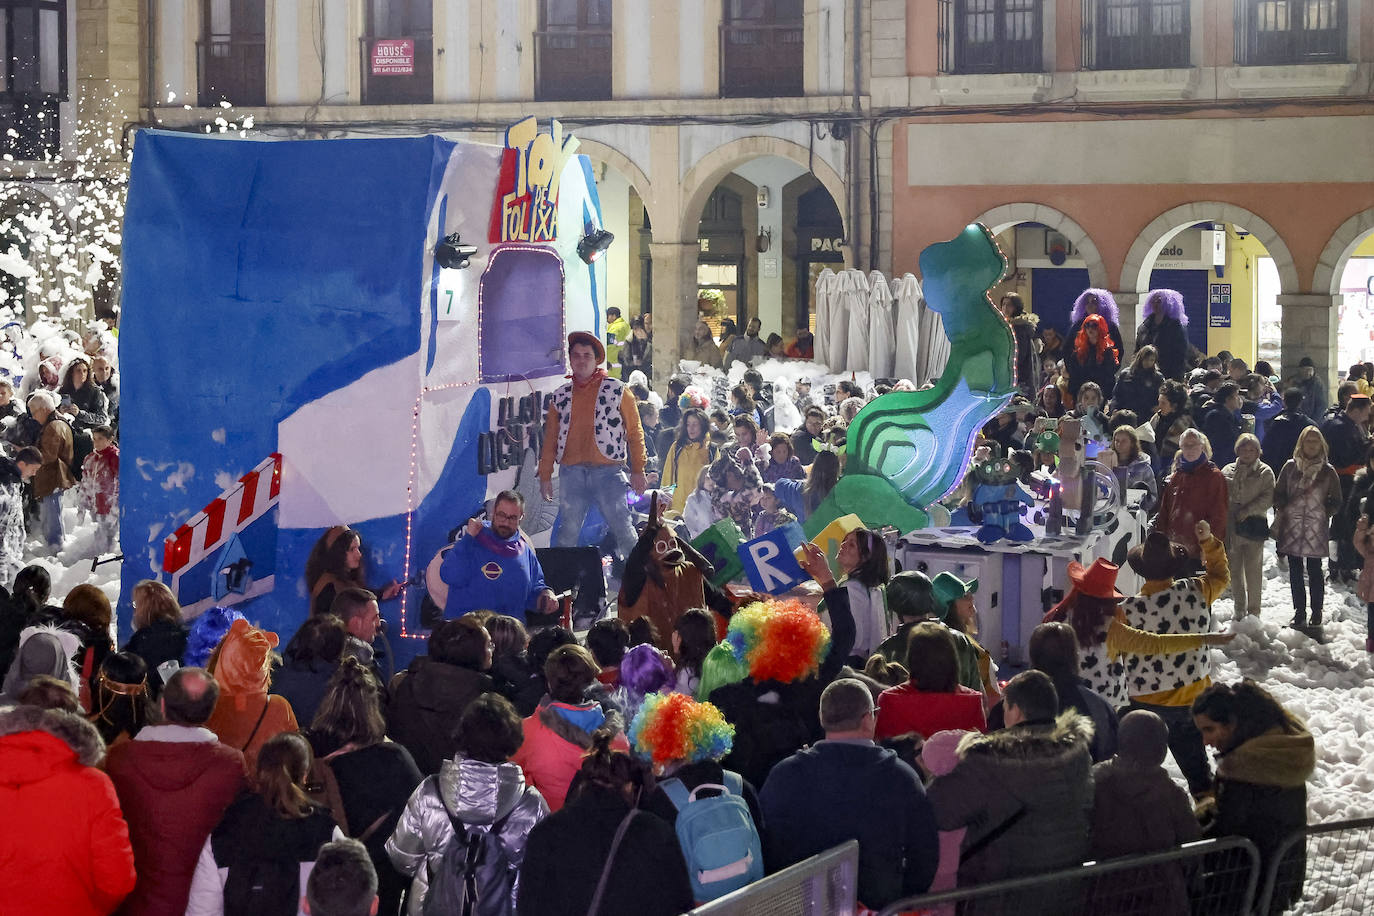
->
xmin=372 ymin=39 xmax=415 ymax=76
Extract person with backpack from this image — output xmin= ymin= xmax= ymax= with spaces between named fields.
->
xmin=186 ymin=731 xmax=340 ymax=916
xmin=518 ymin=733 xmax=693 ymax=916
xmin=630 ymin=692 xmax=764 ymax=903
xmin=760 ymin=678 xmax=939 ymax=910
xmin=306 ymin=658 xmax=423 ymax=916
xmin=386 ymin=693 xmax=547 ymax=916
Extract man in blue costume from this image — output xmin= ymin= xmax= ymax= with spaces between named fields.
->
xmin=440 ymin=489 xmax=557 ymax=622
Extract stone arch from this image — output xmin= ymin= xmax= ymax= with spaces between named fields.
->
xmin=1312 ymin=207 xmax=1374 ymax=296
xmin=1120 ymin=202 xmax=1300 ymax=294
xmin=574 ymin=137 xmax=661 ymax=234
xmin=972 ymin=202 xmax=1110 ymax=290
xmin=678 ymin=136 xmax=847 ymax=246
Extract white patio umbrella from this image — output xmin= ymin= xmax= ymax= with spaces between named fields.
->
xmin=813 ymin=267 xmax=837 ymax=368
xmin=917 ymin=296 xmax=951 ymax=384
xmin=867 ymin=270 xmax=896 ymax=378
xmin=824 ymin=269 xmax=852 ymax=370
xmin=892 ymin=273 xmax=923 ymax=383
xmin=843 ymin=269 xmax=871 ymax=373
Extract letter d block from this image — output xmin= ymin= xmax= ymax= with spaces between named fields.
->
xmin=690 ymin=519 xmax=745 ymax=587
xmin=739 ymin=527 xmax=809 ymax=595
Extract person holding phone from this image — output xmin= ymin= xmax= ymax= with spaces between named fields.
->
xmin=439 ymin=489 xmax=557 ymax=622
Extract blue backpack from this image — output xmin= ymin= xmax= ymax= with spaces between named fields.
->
xmin=661 ymin=770 xmax=764 ymax=901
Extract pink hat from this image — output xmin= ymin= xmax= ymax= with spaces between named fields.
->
xmin=920 ymin=729 xmax=971 ymax=777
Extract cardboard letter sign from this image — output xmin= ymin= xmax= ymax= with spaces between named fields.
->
xmin=690 ymin=519 xmax=745 ymax=587
xmin=739 ymin=525 xmax=809 ymax=595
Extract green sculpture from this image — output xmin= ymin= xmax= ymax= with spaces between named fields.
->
xmin=804 ymin=223 xmax=1019 ymax=538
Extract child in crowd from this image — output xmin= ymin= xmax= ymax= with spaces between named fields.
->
xmin=752 ymin=483 xmax=796 ymax=537
xmin=919 ymin=728 xmax=971 ymax=916
xmin=80 ymin=425 xmax=119 ymax=553
xmin=683 ymin=464 xmax=719 ymax=539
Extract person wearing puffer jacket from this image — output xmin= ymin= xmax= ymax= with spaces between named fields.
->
xmin=511 ymin=644 xmax=629 ymax=811
xmin=926 ymin=671 xmax=1094 ymax=889
xmin=0 ymin=703 xmax=137 ymax=915
xmin=387 ymin=693 xmax=548 ymax=916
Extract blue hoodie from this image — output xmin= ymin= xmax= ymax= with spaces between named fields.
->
xmin=440 ymin=523 xmax=547 ymax=621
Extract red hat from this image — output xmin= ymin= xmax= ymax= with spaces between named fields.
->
xmin=567 ymin=331 xmax=605 ymax=364
xmin=1067 ymin=558 xmax=1125 ymax=600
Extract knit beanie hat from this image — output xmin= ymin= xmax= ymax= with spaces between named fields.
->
xmin=1117 ymin=709 xmax=1169 ymax=766
xmin=2 ymin=625 xmax=80 ymax=699
xmin=920 ymin=729 xmax=970 ymax=777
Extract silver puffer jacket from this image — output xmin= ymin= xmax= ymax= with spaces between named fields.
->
xmin=386 ymin=755 xmax=548 ymax=916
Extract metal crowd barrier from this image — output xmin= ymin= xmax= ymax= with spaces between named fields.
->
xmin=686 ymin=840 xmax=859 ymax=916
xmin=1257 ymin=816 xmax=1374 ymax=915
xmin=877 ymin=836 xmax=1260 ymax=916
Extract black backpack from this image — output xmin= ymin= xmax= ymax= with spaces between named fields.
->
xmin=423 ymin=776 xmax=516 ymax=916
xmin=222 ymin=860 xmax=304 ymax=916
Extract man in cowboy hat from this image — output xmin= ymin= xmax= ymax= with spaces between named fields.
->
xmin=538 ymin=331 xmax=648 ymax=564
xmin=1121 ymin=520 xmax=1230 ymax=798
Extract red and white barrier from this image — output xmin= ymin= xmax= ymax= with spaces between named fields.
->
xmin=163 ymin=453 xmax=282 ymax=582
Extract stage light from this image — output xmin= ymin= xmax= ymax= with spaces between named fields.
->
xmin=435 ymin=233 xmax=478 ymax=270
xmin=577 ymin=228 xmax=614 ymax=264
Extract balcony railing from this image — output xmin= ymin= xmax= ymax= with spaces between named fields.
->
xmin=0 ymin=94 xmax=61 ymax=160
xmin=938 ymin=0 xmax=1043 ymax=74
xmin=1234 ymin=0 xmax=1345 ymax=64
xmin=359 ymin=34 xmax=434 ymax=105
xmin=1083 ymin=0 xmax=1190 ymax=69
xmin=720 ymin=21 xmax=804 ymax=98
xmin=534 ymin=29 xmax=613 ymax=101
xmin=197 ymin=37 xmax=266 ymax=108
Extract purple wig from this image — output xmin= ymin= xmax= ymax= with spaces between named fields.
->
xmin=1070 ymin=289 xmax=1120 ymax=328
xmin=182 ymin=606 xmax=246 ymax=668
xmin=1141 ymin=289 xmax=1188 ymax=327
xmin=618 ymin=643 xmax=678 ymax=698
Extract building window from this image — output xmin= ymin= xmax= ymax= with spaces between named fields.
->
xmin=361 ymin=0 xmax=433 ymax=105
xmin=938 ymin=0 xmax=1043 ymax=74
xmin=1235 ymin=0 xmax=1345 ymax=64
xmin=198 ymin=0 xmax=266 ymax=107
xmin=720 ymin=0 xmax=804 ymax=98
xmin=0 ymin=0 xmax=67 ymax=160
xmin=535 ymin=0 xmax=612 ymax=101
xmin=1083 ymin=0 xmax=1189 ymax=69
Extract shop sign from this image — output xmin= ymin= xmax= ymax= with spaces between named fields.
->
xmin=371 ymin=39 xmax=414 ymax=76
xmin=489 ymin=117 xmax=581 ymax=244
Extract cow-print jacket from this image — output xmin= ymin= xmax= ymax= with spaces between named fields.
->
xmin=1122 ymin=534 xmax=1229 ymax=705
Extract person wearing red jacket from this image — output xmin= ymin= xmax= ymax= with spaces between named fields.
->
xmin=0 ymin=702 xmax=136 ymax=915
xmin=106 ymin=667 xmax=248 ymax=916
xmin=875 ymin=622 xmax=988 ymax=741
xmin=80 ymin=425 xmax=119 ymax=554
xmin=1154 ymin=427 xmax=1229 ymax=564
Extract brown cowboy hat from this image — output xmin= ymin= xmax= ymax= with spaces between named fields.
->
xmin=567 ymin=331 xmax=606 ymax=364
xmin=1067 ymin=558 xmax=1125 ymax=600
xmin=1126 ymin=531 xmax=1190 ymax=581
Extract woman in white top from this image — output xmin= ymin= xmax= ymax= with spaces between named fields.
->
xmin=834 ymin=527 xmax=891 ymax=666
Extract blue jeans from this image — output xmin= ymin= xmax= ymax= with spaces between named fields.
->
xmin=555 ymin=463 xmax=638 ymax=561
xmin=38 ymin=491 xmax=63 ymax=548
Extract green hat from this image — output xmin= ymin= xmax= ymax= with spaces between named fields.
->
xmin=930 ymin=572 xmax=978 ymax=611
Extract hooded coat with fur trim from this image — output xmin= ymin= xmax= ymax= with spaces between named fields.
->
xmin=1209 ymin=720 xmax=1315 ymax=915
xmin=0 ymin=704 xmax=136 ymax=915
xmin=926 ymin=711 xmax=1095 ymax=886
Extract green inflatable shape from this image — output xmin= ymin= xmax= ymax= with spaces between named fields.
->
xmin=802 ymin=475 xmax=932 ymax=540
xmin=835 ymin=223 xmax=1017 ymax=535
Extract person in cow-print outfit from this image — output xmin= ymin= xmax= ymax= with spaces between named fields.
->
xmin=1121 ymin=520 xmax=1230 ymax=798
xmin=538 ymin=331 xmax=648 ymax=564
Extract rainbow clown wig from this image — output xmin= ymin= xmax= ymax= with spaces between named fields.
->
xmin=629 ymin=692 xmax=735 ymax=766
xmin=724 ymin=598 xmax=832 ymax=685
